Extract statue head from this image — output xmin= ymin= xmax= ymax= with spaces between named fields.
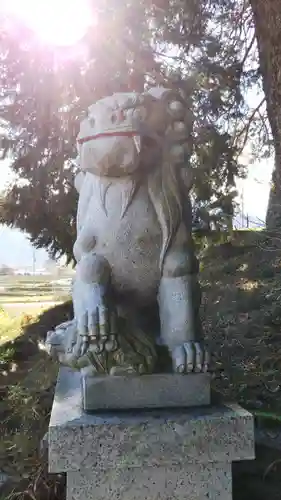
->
xmin=76 ymin=87 xmax=190 ymax=178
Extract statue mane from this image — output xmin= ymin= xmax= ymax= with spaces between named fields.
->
xmin=102 ymin=161 xmax=183 ymax=271
xmin=148 ymin=160 xmax=182 ymax=270
xmin=80 ymin=156 xmax=183 ymax=271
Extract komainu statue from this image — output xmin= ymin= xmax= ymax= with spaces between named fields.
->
xmin=46 ymin=86 xmax=209 ymax=377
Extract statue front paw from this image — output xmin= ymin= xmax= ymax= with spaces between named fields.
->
xmin=73 ymin=277 xmax=119 ymax=357
xmin=77 ymin=300 xmax=119 ymax=357
xmin=171 ymin=341 xmax=210 ymax=374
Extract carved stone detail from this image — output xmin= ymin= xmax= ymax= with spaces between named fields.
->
xmin=45 ymin=86 xmax=209 ymax=376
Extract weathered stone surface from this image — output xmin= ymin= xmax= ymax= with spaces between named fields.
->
xmin=67 ymin=463 xmax=232 ymax=500
xmin=46 ymin=86 xmax=209 ymax=377
xmin=48 ymin=368 xmax=255 ymax=474
xmin=82 ymin=372 xmax=210 ymax=411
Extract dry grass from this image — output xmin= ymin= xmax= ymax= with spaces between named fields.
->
xmin=0 ymin=356 xmax=61 ymax=500
xmin=200 ymin=231 xmax=281 ymax=414
xmin=0 ymin=303 xmax=72 ymax=500
xmin=0 ymin=310 xmax=41 ymax=346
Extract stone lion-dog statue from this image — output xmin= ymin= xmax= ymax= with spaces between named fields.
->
xmin=46 ymin=86 xmax=209 ymax=377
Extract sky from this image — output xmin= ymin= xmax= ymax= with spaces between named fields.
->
xmin=0 ymin=225 xmax=48 ymax=268
xmin=2 ymin=0 xmax=93 ymax=46
xmin=236 ymin=157 xmax=273 ymax=223
xmin=235 ymin=70 xmax=273 ymax=224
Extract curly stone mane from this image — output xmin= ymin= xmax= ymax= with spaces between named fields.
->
xmin=93 ymin=155 xmax=184 ymax=272
xmin=147 ymin=158 xmax=183 ymax=270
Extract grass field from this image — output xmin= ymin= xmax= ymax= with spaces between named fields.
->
xmin=0 ymin=274 xmax=72 ymax=498
xmin=0 ymin=273 xmax=72 ymax=345
xmin=0 ymin=273 xmax=72 ymax=320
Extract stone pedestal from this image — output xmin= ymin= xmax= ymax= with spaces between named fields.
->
xmin=48 ymin=368 xmax=255 ymax=500
xmin=82 ymin=372 xmax=210 ymax=410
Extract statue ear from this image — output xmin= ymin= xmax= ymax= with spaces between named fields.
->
xmin=74 ymin=171 xmax=85 ymax=193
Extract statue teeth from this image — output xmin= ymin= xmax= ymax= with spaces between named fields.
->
xmin=133 ymin=135 xmax=141 ymax=153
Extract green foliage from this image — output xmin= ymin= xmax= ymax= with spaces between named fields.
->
xmin=0 ymin=345 xmax=15 ymax=364
xmin=0 ymin=0 xmax=262 ymax=259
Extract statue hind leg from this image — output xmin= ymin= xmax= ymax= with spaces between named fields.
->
xmin=158 ymin=223 xmax=209 ymax=373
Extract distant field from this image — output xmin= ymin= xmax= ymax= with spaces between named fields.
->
xmin=0 ymin=273 xmax=72 ymax=317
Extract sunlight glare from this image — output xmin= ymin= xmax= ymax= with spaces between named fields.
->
xmin=4 ymin=0 xmax=92 ymax=46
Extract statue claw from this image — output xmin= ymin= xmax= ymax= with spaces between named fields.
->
xmin=177 ymin=364 xmax=185 ymax=374
xmin=91 ymin=341 xmax=104 ymax=354
xmin=186 ymin=362 xmax=194 ymax=373
xmin=171 ymin=341 xmax=209 ymax=374
xmin=203 ymin=351 xmax=210 ymax=373
xmin=194 ymin=342 xmax=203 ymax=372
xmin=105 ymin=335 xmax=119 ymax=352
xmin=80 ymin=336 xmax=89 ymax=356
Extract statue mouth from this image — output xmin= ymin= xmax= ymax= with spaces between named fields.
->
xmin=77 ymin=130 xmax=139 ymax=145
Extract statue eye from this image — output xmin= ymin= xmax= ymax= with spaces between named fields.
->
xmin=89 ymin=117 xmax=95 ymax=128
xmin=119 ymin=109 xmax=125 ymax=121
xmin=111 ymin=109 xmax=125 ymax=124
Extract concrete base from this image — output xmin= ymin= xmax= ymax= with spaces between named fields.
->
xmin=67 ymin=463 xmax=232 ymax=500
xmin=48 ymin=368 xmax=255 ymax=500
xmin=82 ymin=372 xmax=210 ymax=411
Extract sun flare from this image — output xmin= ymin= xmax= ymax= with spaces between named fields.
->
xmin=3 ymin=0 xmax=92 ymax=46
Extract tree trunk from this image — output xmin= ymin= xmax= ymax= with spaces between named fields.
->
xmin=249 ymin=0 xmax=281 ymax=228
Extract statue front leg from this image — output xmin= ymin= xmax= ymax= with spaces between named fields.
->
xmin=158 ymin=225 xmax=209 ymax=373
xmin=73 ymin=252 xmax=118 ymax=356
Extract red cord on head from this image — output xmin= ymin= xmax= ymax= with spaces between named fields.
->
xmin=77 ymin=130 xmax=139 ymax=145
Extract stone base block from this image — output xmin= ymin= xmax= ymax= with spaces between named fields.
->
xmin=82 ymin=372 xmax=210 ymax=411
xmin=48 ymin=368 xmax=255 ymax=500
xmin=67 ymin=463 xmax=232 ymax=500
